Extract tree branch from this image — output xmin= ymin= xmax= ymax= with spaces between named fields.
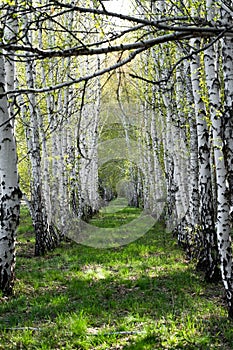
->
xmin=2 ymin=31 xmax=200 ymax=59
xmin=2 ymin=46 xmax=149 ymax=96
xmin=129 ymin=28 xmax=230 ymax=86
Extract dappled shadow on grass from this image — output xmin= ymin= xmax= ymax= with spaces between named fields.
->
xmin=0 ymin=270 xmax=229 ymax=349
xmin=66 ymin=264 xmax=202 ymax=314
xmin=0 ymin=225 xmax=231 ymax=349
xmin=1 ymin=267 xmax=197 ymax=325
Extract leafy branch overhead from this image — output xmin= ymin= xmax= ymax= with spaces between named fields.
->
xmin=0 ymin=0 xmax=233 ymax=95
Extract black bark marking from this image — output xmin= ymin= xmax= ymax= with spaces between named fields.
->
xmin=0 ymin=266 xmax=13 ymax=296
xmin=1 ymin=137 xmax=12 ymax=143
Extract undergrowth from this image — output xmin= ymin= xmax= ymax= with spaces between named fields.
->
xmin=0 ymin=205 xmax=232 ymax=349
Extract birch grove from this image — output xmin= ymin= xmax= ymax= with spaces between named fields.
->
xmin=0 ymin=0 xmax=233 ymax=317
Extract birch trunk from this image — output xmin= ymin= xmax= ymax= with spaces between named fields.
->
xmin=137 ymin=55 xmax=155 ymax=213
xmin=22 ymin=8 xmax=54 ymax=255
xmin=205 ymin=0 xmax=233 ymax=314
xmin=185 ymin=62 xmax=200 ymax=232
xmin=0 ymin=49 xmax=20 ymax=294
xmin=190 ymin=36 xmax=219 ymax=280
xmin=3 ymin=5 xmax=18 ymax=130
xmin=162 ymin=91 xmax=186 ymax=234
xmin=38 ymin=26 xmax=53 ymax=228
xmin=220 ymin=5 xmax=233 ymax=223
xmin=151 ymin=85 xmax=164 ymax=215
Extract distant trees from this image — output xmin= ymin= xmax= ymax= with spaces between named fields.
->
xmin=0 ymin=0 xmax=233 ymax=316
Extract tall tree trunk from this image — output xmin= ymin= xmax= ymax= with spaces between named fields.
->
xmin=22 ymin=7 xmax=54 ymax=255
xmin=3 ymin=4 xmax=18 ymax=130
xmin=185 ymin=62 xmax=200 ymax=236
xmin=189 ymin=36 xmax=219 ymax=280
xmin=220 ymin=5 xmax=233 ymax=224
xmin=205 ymin=0 xmax=233 ymax=315
xmin=0 ymin=47 xmax=20 ymax=294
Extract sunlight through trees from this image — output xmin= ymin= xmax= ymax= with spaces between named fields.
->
xmin=0 ymin=0 xmax=232 ymax=317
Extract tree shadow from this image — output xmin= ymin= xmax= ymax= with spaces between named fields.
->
xmin=0 ymin=228 xmax=231 ymax=349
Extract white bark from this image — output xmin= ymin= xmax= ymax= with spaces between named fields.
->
xmin=25 ymin=62 xmax=51 ymax=255
xmin=190 ymin=36 xmax=217 ymax=277
xmin=38 ymin=27 xmax=53 ymax=226
xmin=184 ymin=61 xmax=200 ymax=230
xmin=220 ymin=6 xmax=233 ymax=222
xmin=175 ymin=58 xmax=189 ymax=214
xmin=151 ymin=86 xmax=164 ymax=215
xmin=0 ymin=55 xmax=20 ymax=294
xmin=137 ymin=55 xmax=155 ymax=213
xmin=22 ymin=6 xmax=55 ymax=255
xmin=3 ymin=5 xmax=18 ymax=130
xmin=205 ymin=0 xmax=233 ymax=313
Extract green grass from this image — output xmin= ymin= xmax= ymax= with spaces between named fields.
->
xmin=91 ymin=200 xmax=143 ymax=227
xmin=0 ymin=205 xmax=233 ymax=349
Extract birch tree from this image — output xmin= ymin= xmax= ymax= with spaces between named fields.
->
xmin=20 ymin=4 xmax=57 ymax=255
xmin=0 ymin=5 xmax=21 ymax=294
xmin=220 ymin=3 xmax=233 ymax=222
xmin=189 ymin=35 xmax=219 ymax=280
xmin=204 ymin=0 xmax=233 ymax=316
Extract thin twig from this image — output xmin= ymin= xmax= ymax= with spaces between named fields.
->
xmin=129 ymin=28 xmax=230 ymax=85
xmin=3 ymin=327 xmax=41 ymax=331
xmin=88 ymin=330 xmax=147 ymax=336
xmin=76 ymin=80 xmax=91 ymax=161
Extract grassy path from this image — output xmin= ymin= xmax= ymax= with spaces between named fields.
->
xmin=0 ymin=206 xmax=233 ymax=349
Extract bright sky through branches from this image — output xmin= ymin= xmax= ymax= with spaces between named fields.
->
xmin=103 ymin=0 xmax=131 ymax=15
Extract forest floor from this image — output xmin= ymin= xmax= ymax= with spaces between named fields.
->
xmin=0 ymin=205 xmax=233 ymax=349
